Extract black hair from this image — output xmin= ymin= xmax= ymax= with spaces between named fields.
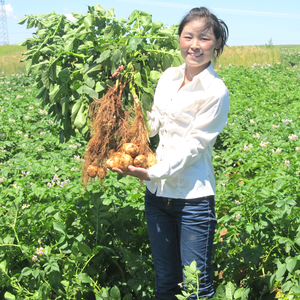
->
xmin=178 ymin=7 xmax=229 ymax=58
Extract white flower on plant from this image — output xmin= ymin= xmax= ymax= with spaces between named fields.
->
xmin=29 ymin=106 xmax=34 ymax=110
xmin=38 ymin=239 xmax=42 ymax=244
xmin=296 ymin=147 xmax=300 ymax=152
xmin=244 ymin=145 xmax=252 ymax=151
xmin=236 ymin=214 xmax=242 ymax=220
xmin=15 ymin=131 xmax=22 ymax=134
xmin=282 ymin=119 xmax=292 ymax=123
xmin=260 ymin=142 xmax=266 ymax=147
xmin=22 ymin=204 xmax=30 ymax=209
xmin=55 ymin=166 xmax=59 ymax=171
xmin=71 ymin=167 xmax=76 ymax=171
xmin=37 ymin=147 xmax=43 ymax=152
xmin=285 ymin=160 xmax=290 ymax=166
xmin=275 ymin=148 xmax=281 ymax=153
xmin=253 ymin=133 xmax=260 ymax=139
xmin=36 ymin=247 xmax=44 ymax=256
xmin=0 ymin=177 xmax=4 ymax=183
xmin=32 ymin=255 xmax=38 ymax=262
xmin=75 ymin=128 xmax=79 ymax=132
xmin=234 ymin=200 xmax=241 ymax=205
xmin=250 ymin=119 xmax=255 ymax=124
xmin=40 ymin=132 xmax=46 ymax=135
xmin=47 ymin=183 xmax=52 ymax=187
xmin=296 ymin=171 xmax=300 ymax=175
xmin=272 ymin=124 xmax=280 ymax=129
xmin=288 ymin=134 xmax=298 ymax=140
xmin=35 ymin=103 xmax=40 ymax=106
xmin=74 ymin=155 xmax=81 ymax=161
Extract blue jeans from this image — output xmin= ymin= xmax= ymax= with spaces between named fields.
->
xmin=145 ymin=188 xmax=216 ymax=300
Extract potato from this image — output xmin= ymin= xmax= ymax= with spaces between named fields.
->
xmin=119 ymin=154 xmax=133 ymax=171
xmin=146 ymin=153 xmax=157 ymax=168
xmin=87 ymin=165 xmax=98 ymax=178
xmin=105 ymin=155 xmax=121 ymax=170
xmin=107 ymin=149 xmax=116 ymax=159
xmin=133 ymin=155 xmax=148 ymax=168
xmin=123 ymin=143 xmax=139 ymax=157
xmin=97 ymin=166 xmax=107 ymax=179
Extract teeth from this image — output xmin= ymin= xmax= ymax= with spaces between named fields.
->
xmin=190 ymin=53 xmax=200 ymax=57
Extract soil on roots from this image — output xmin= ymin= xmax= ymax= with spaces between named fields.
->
xmin=82 ymin=82 xmax=153 ymax=185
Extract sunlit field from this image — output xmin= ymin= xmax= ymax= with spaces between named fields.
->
xmin=1 ymin=38 xmax=300 ymax=299
xmin=1 ymin=44 xmax=299 ymax=77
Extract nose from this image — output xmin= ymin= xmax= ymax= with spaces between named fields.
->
xmin=191 ymin=38 xmax=200 ymax=50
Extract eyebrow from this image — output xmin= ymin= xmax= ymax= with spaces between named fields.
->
xmin=183 ymin=31 xmax=211 ymax=37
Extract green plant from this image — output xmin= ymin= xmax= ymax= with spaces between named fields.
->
xmin=18 ymin=5 xmax=183 ymax=142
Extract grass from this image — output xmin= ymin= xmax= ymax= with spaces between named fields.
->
xmin=0 ymin=45 xmax=27 ymax=76
xmin=1 ymin=44 xmax=299 ymax=77
xmin=215 ymin=45 xmax=281 ymax=68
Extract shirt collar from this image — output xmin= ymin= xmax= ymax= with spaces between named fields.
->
xmin=170 ymin=62 xmax=216 ymax=91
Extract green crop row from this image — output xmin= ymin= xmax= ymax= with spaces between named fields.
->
xmin=0 ymin=50 xmax=300 ymax=300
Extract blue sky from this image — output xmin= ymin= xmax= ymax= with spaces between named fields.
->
xmin=3 ymin=0 xmax=300 ymax=46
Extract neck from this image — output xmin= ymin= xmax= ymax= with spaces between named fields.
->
xmin=185 ymin=62 xmax=211 ymax=79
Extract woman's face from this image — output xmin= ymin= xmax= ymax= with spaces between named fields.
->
xmin=179 ymin=18 xmax=221 ymax=75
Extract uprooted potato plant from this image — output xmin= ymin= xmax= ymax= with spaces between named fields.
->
xmin=82 ymin=73 xmax=157 ymax=184
xmin=19 ymin=4 xmax=183 ymax=184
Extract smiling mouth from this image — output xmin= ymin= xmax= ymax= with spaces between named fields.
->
xmin=188 ymin=53 xmax=201 ymax=58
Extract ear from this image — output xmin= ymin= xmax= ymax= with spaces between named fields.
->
xmin=215 ymin=37 xmax=222 ymax=50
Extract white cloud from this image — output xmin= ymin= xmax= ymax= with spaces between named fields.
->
xmin=4 ymin=4 xmax=17 ymax=19
xmin=65 ymin=13 xmax=77 ymax=23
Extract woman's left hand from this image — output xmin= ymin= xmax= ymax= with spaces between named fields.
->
xmin=112 ymin=165 xmax=150 ymax=181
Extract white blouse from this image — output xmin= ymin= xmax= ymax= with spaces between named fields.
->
xmin=145 ymin=62 xmax=229 ymax=199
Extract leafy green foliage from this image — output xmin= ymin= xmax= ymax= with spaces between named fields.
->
xmin=18 ymin=5 xmax=183 ymax=142
xmin=212 ymin=51 xmax=300 ymax=299
xmin=0 ymin=74 xmax=154 ymax=299
xmin=1 ymin=24 xmax=300 ymax=300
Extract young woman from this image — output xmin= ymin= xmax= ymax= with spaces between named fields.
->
xmin=113 ymin=7 xmax=229 ymax=299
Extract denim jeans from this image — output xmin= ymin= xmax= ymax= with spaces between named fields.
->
xmin=145 ymin=188 xmax=216 ymax=300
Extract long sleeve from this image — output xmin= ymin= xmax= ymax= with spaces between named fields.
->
xmin=148 ymin=90 xmax=229 ymax=180
xmin=145 ymin=62 xmax=230 ymax=199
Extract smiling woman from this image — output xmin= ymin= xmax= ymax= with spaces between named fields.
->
xmin=118 ymin=6 xmax=230 ymax=300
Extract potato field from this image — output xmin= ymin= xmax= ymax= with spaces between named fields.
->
xmin=1 ymin=5 xmax=300 ymax=300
